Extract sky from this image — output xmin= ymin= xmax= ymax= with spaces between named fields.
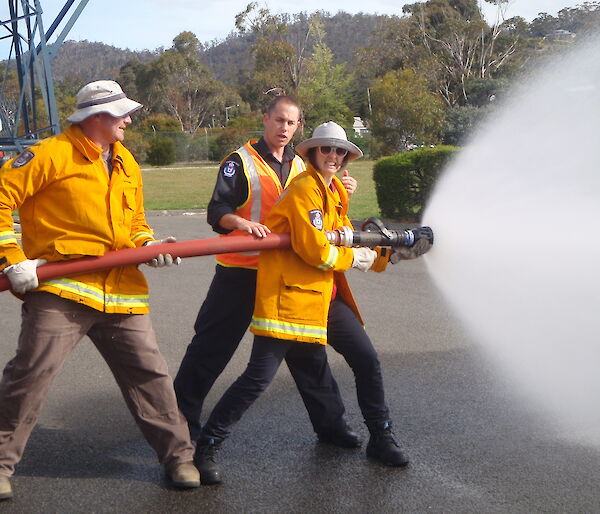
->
xmin=1 ymin=0 xmax=588 ymax=53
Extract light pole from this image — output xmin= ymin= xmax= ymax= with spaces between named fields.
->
xmin=225 ymin=104 xmax=239 ymax=125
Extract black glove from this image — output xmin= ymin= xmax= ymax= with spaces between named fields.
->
xmin=390 ymin=238 xmax=432 ymax=262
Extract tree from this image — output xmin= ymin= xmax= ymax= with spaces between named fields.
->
xmin=54 ymin=77 xmax=81 ymax=127
xmin=357 ymin=0 xmax=522 ymax=107
xmin=354 ymin=15 xmax=413 ymax=85
xmin=0 ymin=63 xmax=22 ymax=134
xmin=135 ymin=32 xmax=234 ymax=135
xmin=528 ymin=13 xmax=559 ymax=38
xmin=298 ymin=43 xmax=354 ymax=129
xmin=369 ymin=69 xmax=445 ymax=154
xmin=234 ymin=3 xmax=326 ymax=108
xmin=442 ymin=104 xmax=487 ymax=145
xmin=403 ymin=0 xmax=519 ymax=105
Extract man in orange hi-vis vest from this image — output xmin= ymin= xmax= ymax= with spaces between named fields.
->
xmin=174 ymin=96 xmax=360 ymax=485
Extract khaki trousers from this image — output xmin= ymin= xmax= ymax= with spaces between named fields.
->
xmin=0 ymin=292 xmax=194 ymax=477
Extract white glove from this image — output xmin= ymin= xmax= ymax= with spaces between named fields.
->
xmin=351 ymin=247 xmax=377 ymax=272
xmin=144 ymin=237 xmax=181 ymax=267
xmin=3 ymin=258 xmax=47 ymax=293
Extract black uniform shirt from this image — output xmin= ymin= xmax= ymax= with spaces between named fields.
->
xmin=207 ymin=138 xmax=297 ymax=234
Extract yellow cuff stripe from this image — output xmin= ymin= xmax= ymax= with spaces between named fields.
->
xmin=132 ymin=231 xmax=153 ymax=242
xmin=317 ymin=245 xmax=338 ymax=271
xmin=0 ymin=231 xmax=18 ymax=245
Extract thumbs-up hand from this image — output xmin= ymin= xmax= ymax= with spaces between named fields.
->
xmin=341 ymin=169 xmax=357 ymax=196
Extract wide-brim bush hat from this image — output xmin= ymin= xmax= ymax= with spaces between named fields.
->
xmin=295 ymin=121 xmax=363 ymax=162
xmin=67 ymin=80 xmax=143 ymax=123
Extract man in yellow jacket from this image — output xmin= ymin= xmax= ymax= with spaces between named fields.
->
xmin=0 ymin=80 xmax=199 ymax=501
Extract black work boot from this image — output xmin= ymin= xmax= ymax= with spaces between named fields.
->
xmin=366 ymin=421 xmax=409 ymax=467
xmin=194 ymin=436 xmax=222 ymax=485
xmin=317 ymin=422 xmax=363 ymax=448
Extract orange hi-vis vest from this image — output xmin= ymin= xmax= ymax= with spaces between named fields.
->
xmin=216 ymin=141 xmax=305 ymax=270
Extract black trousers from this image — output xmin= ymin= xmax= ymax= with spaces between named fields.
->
xmin=327 ymin=298 xmax=390 ymax=426
xmin=174 ymin=265 xmax=346 ymax=440
xmin=202 ymin=298 xmax=391 ymax=441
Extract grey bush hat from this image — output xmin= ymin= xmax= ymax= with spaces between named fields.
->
xmin=295 ymin=121 xmax=363 ymax=162
xmin=67 ymin=80 xmax=143 ymax=123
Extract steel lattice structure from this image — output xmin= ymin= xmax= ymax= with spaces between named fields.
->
xmin=1 ymin=0 xmax=89 ymax=152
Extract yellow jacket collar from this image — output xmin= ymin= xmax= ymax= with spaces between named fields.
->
xmin=64 ymin=124 xmax=104 ymax=162
xmin=64 ymin=125 xmax=129 ymax=175
xmin=305 ymin=163 xmax=349 ymax=215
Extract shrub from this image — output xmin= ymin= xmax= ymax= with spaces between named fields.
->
xmin=124 ymin=129 xmax=148 ymax=163
xmin=146 ymin=136 xmax=176 ymax=166
xmin=136 ymin=114 xmax=181 ymax=133
xmin=373 ymin=145 xmax=459 ymax=221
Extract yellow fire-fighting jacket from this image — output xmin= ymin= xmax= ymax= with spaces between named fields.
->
xmin=250 ymin=165 xmax=363 ymax=345
xmin=0 ymin=124 xmax=155 ymax=313
xmin=216 ymin=141 xmax=305 ymax=270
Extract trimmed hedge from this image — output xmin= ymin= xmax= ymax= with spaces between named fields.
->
xmin=373 ymin=145 xmax=459 ymax=221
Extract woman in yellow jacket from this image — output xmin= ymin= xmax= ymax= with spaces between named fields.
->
xmin=194 ymin=122 xmax=418 ymax=484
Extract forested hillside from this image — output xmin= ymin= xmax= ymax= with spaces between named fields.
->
xmin=201 ymin=12 xmax=389 ymax=83
xmin=49 ymin=12 xmax=389 ymax=85
xmin=52 ymin=40 xmax=158 ymax=83
xmin=3 ymin=1 xmax=599 ymax=164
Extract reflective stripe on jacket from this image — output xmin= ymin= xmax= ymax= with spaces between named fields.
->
xmin=0 ymin=124 xmax=155 ymax=313
xmin=216 ymin=142 xmax=305 ymax=270
xmin=250 ymin=165 xmax=362 ymax=345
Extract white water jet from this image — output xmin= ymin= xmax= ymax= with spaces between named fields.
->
xmin=423 ymin=35 xmax=600 ymax=444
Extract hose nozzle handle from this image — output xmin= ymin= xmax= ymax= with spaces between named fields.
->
xmin=325 ymin=218 xmax=434 ymax=249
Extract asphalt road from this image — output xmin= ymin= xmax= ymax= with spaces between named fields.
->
xmin=0 ymin=213 xmax=598 ymax=513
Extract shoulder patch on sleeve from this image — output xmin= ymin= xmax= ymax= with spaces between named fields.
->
xmin=309 ymin=209 xmax=324 ymax=231
xmin=222 ymin=160 xmax=239 ymax=178
xmin=12 ymin=150 xmax=35 ymax=168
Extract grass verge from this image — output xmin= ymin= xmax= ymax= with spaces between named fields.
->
xmin=142 ymin=160 xmax=380 ymax=219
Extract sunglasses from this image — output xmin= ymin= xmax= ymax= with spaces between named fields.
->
xmin=318 ymin=146 xmax=348 ymax=157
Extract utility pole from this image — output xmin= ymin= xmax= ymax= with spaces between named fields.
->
xmin=225 ymin=104 xmax=239 ymax=125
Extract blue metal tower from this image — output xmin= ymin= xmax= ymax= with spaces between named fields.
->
xmin=1 ymin=0 xmax=89 ymax=152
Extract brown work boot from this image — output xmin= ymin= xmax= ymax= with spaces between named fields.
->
xmin=167 ymin=461 xmax=200 ymax=489
xmin=0 ymin=476 xmax=12 ymax=501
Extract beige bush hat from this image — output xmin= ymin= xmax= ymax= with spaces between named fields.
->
xmin=295 ymin=121 xmax=363 ymax=162
xmin=67 ymin=80 xmax=142 ymax=123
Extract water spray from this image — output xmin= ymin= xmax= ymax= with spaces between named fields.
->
xmin=423 ymin=35 xmax=600 ymax=444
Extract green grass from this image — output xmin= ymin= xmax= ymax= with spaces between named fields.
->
xmin=142 ymin=165 xmax=219 ymax=210
xmin=344 ymin=159 xmax=380 ymax=221
xmin=142 ymin=160 xmax=380 ymax=219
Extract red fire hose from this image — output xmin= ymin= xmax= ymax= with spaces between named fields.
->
xmin=0 ymin=234 xmax=291 ymax=293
